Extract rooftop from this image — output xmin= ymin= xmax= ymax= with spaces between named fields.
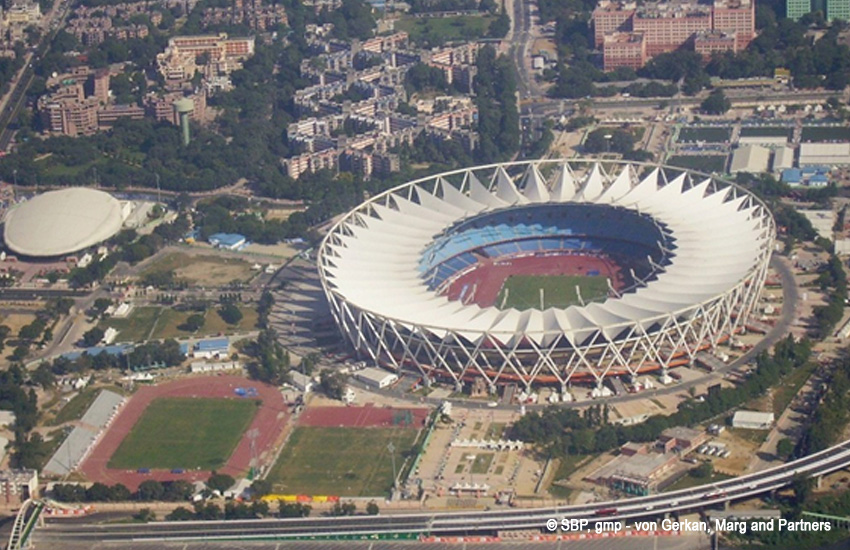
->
xmin=196 ymin=338 xmax=229 ymax=351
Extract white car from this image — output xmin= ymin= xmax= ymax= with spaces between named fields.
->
xmin=488 ymin=401 xmax=498 ymax=408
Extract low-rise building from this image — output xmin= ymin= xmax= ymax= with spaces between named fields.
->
xmin=290 ymin=371 xmax=314 ymax=393
xmin=732 ymin=410 xmax=775 ymax=430
xmin=356 ymin=367 xmax=399 ymax=389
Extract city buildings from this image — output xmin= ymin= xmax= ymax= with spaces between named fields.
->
xmin=0 ymin=470 xmax=38 ymax=505
xmin=787 ymin=0 xmax=850 ymax=20
xmin=156 ymin=34 xmax=255 ymax=89
xmin=594 ymin=0 xmax=755 ymax=69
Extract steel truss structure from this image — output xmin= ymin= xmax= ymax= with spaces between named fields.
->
xmin=318 ymin=160 xmax=775 ymax=392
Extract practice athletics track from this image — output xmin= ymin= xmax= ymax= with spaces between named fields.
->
xmin=80 ymin=375 xmax=288 ymax=490
xmin=299 ymin=404 xmax=429 ymax=428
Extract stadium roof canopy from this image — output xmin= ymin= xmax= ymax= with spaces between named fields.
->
xmin=3 ymin=188 xmax=124 ymax=257
xmin=319 ymin=160 xmax=774 ymax=345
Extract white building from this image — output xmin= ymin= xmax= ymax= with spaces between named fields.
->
xmin=732 ymin=410 xmax=775 ymax=430
xmin=799 ymin=143 xmax=850 ymax=166
xmin=101 ymin=327 xmax=118 ymax=345
xmin=772 ymin=146 xmax=794 ymax=173
xmin=0 ymin=470 xmax=38 ymax=504
xmin=290 ymin=371 xmax=314 ymax=393
xmin=189 ymin=360 xmax=240 ymax=373
xmin=356 ymin=367 xmax=399 ymax=389
xmin=0 ymin=411 xmax=15 ymax=427
xmin=729 ymin=145 xmax=770 ymax=174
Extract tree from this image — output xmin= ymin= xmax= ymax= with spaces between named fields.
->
xmin=207 ymin=471 xmax=235 ymax=493
xmin=249 ymin=479 xmax=272 ymax=498
xmin=692 ymin=461 xmax=714 ymax=479
xmin=218 ymin=303 xmax=243 ymax=325
xmin=134 ymin=508 xmax=156 ymax=522
xmin=137 ymin=480 xmax=165 ymax=501
xmin=82 ymin=327 xmax=105 ymax=347
xmin=92 ymin=298 xmax=113 ymax=317
xmin=86 ymin=482 xmax=113 ymax=501
xmin=329 ymin=501 xmax=357 ymax=516
xmin=179 ymin=314 xmax=205 ymax=332
xmin=319 ymin=369 xmax=348 ymax=400
xmin=279 ymin=502 xmax=312 ymax=517
xmin=30 ymin=363 xmax=55 ymax=389
xmin=700 ymin=89 xmax=731 ymax=115
xmin=110 ymin=484 xmax=132 ymax=501
xmin=777 ymin=438 xmax=794 ymax=460
xmin=166 ymin=507 xmax=195 ymax=521
xmin=366 ymin=501 xmax=380 ymax=515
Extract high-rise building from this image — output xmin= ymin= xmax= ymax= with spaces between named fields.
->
xmin=826 ymin=0 xmax=850 ymax=20
xmin=786 ymin=0 xmax=811 ymax=19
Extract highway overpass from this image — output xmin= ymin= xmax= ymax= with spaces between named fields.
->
xmin=33 ymin=438 xmax=850 ymax=544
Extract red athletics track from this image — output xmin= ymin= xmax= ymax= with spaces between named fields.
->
xmin=299 ymin=404 xmax=429 ymax=428
xmin=80 ymin=375 xmax=288 ymax=490
xmin=443 ymin=253 xmax=624 ymax=308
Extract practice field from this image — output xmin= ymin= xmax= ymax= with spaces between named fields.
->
xmin=108 ymin=397 xmax=258 ymax=470
xmin=801 ymin=126 xmax=850 ymax=142
xmin=497 ymin=274 xmax=609 ymax=310
xmin=667 ymin=155 xmax=728 ymax=173
xmin=101 ymin=305 xmax=258 ymax=342
xmin=677 ymin=127 xmax=731 ymax=143
xmin=739 ymin=126 xmax=793 ymax=138
xmin=143 ymin=252 xmax=255 ymax=286
xmin=267 ymin=427 xmax=420 ymax=496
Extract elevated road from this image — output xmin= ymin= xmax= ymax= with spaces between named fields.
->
xmin=34 ymin=437 xmax=850 ymax=543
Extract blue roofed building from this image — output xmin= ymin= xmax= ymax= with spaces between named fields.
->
xmin=61 ymin=344 xmax=132 ymax=361
xmin=191 ymin=337 xmax=230 ymax=359
xmin=208 ymin=233 xmax=247 ymax=250
xmin=781 ymin=168 xmax=801 ymax=185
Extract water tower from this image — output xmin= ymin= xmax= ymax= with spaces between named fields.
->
xmin=173 ymin=98 xmax=194 ymax=146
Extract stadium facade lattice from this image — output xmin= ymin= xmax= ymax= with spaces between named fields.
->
xmin=317 ymin=160 xmax=775 ymax=391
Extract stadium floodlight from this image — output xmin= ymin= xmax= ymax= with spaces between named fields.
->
xmin=318 ymin=160 xmax=774 ymax=393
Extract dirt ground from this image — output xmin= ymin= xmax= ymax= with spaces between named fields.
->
xmin=264 ymin=207 xmax=306 ymax=221
xmin=175 ymin=258 xmax=254 ymax=286
xmin=0 ymin=312 xmax=38 ymax=336
xmin=242 ymin=242 xmax=301 ymax=259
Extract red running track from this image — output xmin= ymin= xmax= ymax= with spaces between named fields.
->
xmin=299 ymin=404 xmax=429 ymax=428
xmin=443 ymin=253 xmax=623 ymax=308
xmin=79 ymin=375 xmax=288 ymax=490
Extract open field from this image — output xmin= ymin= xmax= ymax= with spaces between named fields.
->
xmin=667 ymin=155 xmax=728 ymax=173
xmin=497 ymin=274 xmax=608 ymax=310
xmin=677 ymin=127 xmax=732 ymax=143
xmin=264 ymin=207 xmax=306 ymax=221
xmin=108 ymin=397 xmax=258 ymax=470
xmin=102 ymin=305 xmax=258 ymax=342
xmin=0 ymin=312 xmax=38 ymax=337
xmin=801 ymin=126 xmax=850 ymax=142
xmin=267 ymin=426 xmax=420 ymax=496
xmin=396 ymin=15 xmax=496 ymax=46
xmin=739 ymin=126 xmax=793 ymax=138
xmin=143 ymin=252 xmax=255 ymax=286
xmin=662 ymin=469 xmax=732 ymax=492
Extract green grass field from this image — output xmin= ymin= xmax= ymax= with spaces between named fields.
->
xmin=396 ymin=15 xmax=495 ymax=47
xmin=497 ymin=275 xmax=609 ymax=310
xmin=677 ymin=127 xmax=732 ymax=143
xmin=266 ymin=427 xmax=420 ymax=496
xmin=108 ymin=398 xmax=258 ymax=470
xmin=101 ymin=305 xmax=258 ymax=343
xmin=801 ymin=126 xmax=850 ymax=142
xmin=739 ymin=126 xmax=793 ymax=138
xmin=667 ymin=155 xmax=728 ymax=173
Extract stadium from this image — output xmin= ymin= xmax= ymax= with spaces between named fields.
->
xmin=3 ymin=188 xmax=130 ymax=257
xmin=318 ymin=160 xmax=775 ymax=391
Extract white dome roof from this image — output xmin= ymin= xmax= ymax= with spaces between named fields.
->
xmin=4 ymin=188 xmax=124 ymax=257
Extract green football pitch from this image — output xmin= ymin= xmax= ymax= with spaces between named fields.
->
xmin=497 ymin=274 xmax=609 ymax=310
xmin=108 ymin=397 xmax=258 ymax=470
xmin=266 ymin=427 xmax=420 ymax=496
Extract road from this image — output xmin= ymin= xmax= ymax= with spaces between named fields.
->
xmin=0 ymin=0 xmax=75 ymax=151
xmin=510 ymin=0 xmax=538 ymax=99
xmin=521 ymin=90 xmax=840 ymax=118
xmin=32 ymin=436 xmax=850 ymax=543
